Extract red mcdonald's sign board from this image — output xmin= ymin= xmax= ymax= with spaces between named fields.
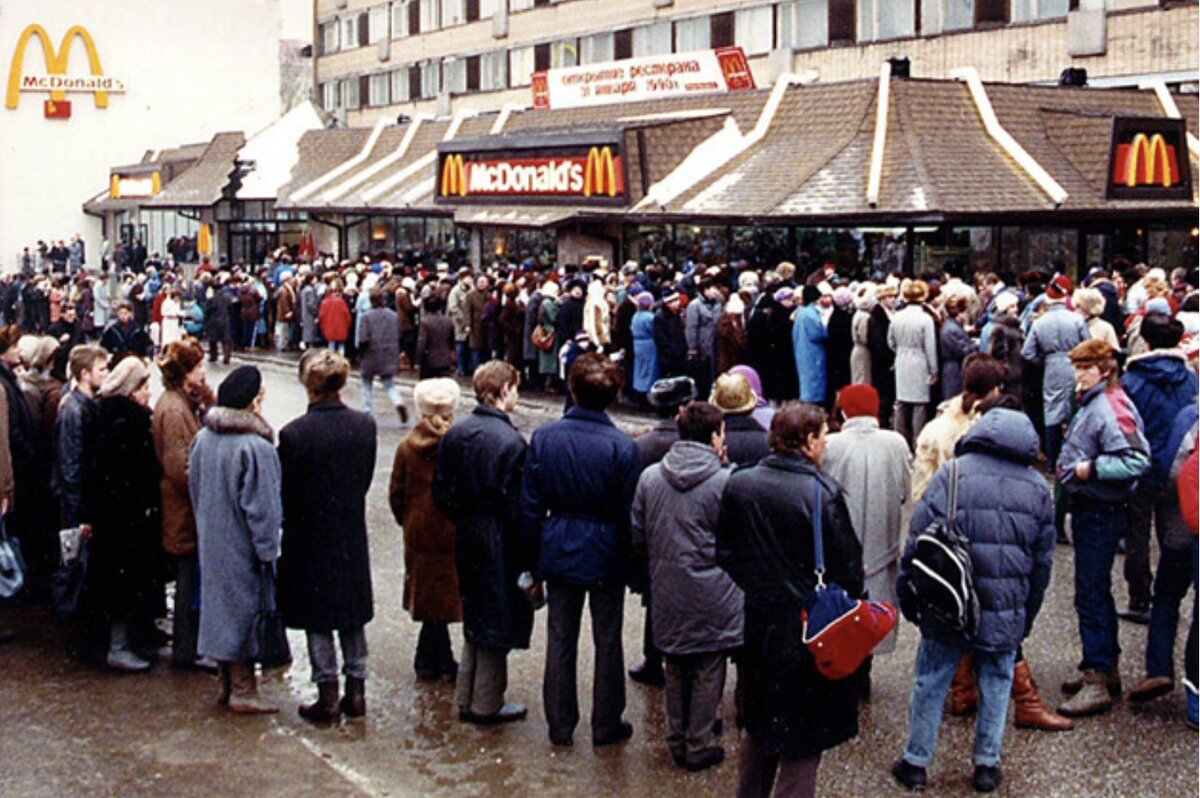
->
xmin=437 ymin=137 xmax=628 ymax=205
xmin=1107 ymin=117 xmax=1193 ymax=200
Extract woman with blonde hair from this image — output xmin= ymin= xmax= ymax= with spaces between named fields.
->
xmin=1074 ymin=288 xmax=1120 ymax=354
xmin=389 ymin=377 xmax=463 ymax=681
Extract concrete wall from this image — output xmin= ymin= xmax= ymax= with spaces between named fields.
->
xmin=0 ymin=0 xmax=283 ymax=270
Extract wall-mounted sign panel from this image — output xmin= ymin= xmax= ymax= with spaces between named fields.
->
xmin=1107 ymin=117 xmax=1193 ymax=201
xmin=6 ymin=24 xmax=125 ymax=119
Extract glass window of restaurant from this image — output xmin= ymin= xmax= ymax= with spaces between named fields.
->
xmin=675 ymin=224 xmax=728 ymax=268
xmin=796 ymin=228 xmax=869 ymax=278
xmin=625 ymin=224 xmax=675 ymax=267
xmin=1147 ymin=226 xmax=1198 ymax=271
xmin=516 ymin=228 xmax=557 ymax=268
xmin=730 ymin=226 xmax=790 ymax=271
xmin=1000 ymin=226 xmax=1077 ymax=278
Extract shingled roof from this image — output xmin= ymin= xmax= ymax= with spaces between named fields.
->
xmin=148 ymin=132 xmax=245 ymax=208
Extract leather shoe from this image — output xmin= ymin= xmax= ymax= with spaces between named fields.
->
xmin=1128 ymin=675 xmax=1174 ymax=703
xmin=593 ymin=720 xmax=633 ymax=747
xmin=683 ymin=746 xmax=725 ymax=772
xmin=460 ymin=703 xmax=527 ymax=725
xmin=628 ymin=662 xmax=665 ymax=688
xmin=1117 ymin=605 xmax=1151 ymax=625
xmin=973 ymin=765 xmax=1002 ymax=793
xmin=891 ymin=758 xmax=927 ymax=791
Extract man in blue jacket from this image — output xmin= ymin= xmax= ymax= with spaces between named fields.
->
xmin=1118 ymin=312 xmax=1197 ymax=624
xmin=523 ymin=353 xmax=641 ymax=747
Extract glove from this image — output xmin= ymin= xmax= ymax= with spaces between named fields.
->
xmin=899 ymin=594 xmax=921 ymax=625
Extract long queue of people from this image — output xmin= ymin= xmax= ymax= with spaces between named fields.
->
xmin=0 ymin=249 xmax=1196 ymax=798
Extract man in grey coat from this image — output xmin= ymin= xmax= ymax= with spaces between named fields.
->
xmin=1021 ymin=274 xmax=1089 ymax=466
xmin=632 ymin=401 xmax=742 ymax=772
xmin=190 ymin=366 xmax=283 ymax=715
xmin=357 ymin=287 xmax=407 ymax=421
xmin=685 ymin=280 xmax=723 ymax=398
xmin=888 ymin=281 xmax=938 ymax=446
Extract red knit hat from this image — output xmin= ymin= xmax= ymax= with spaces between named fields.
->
xmin=837 ymin=384 xmax=880 ymax=419
xmin=1046 ymin=274 xmax=1073 ymax=300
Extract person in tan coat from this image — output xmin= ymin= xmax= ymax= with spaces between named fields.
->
xmin=152 ymin=337 xmax=214 ymax=671
xmin=390 ymin=377 xmax=463 ymax=681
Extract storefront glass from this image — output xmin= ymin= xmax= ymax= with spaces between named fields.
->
xmin=624 ymin=224 xmax=674 ymax=267
xmin=730 ymin=226 xmax=790 ymax=271
xmin=516 ymin=229 xmax=557 ymax=268
xmin=1000 ymin=226 xmax=1077 ymax=278
xmin=1147 ymin=226 xmax=1199 ymax=271
xmin=796 ymin=228 xmax=868 ymax=278
xmin=674 ymin=224 xmax=727 ymax=268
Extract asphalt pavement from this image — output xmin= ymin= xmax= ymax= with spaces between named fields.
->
xmin=0 ymin=353 xmax=1195 ymax=798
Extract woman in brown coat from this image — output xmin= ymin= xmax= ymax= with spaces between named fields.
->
xmin=152 ymin=337 xmax=214 ymax=670
xmin=717 ymin=293 xmax=749 ymax=375
xmin=389 ymin=377 xmax=463 ymax=681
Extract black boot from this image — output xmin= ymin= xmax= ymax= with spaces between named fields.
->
xmin=299 ymin=681 xmax=341 ymax=724
xmin=341 ymin=676 xmax=366 ymax=718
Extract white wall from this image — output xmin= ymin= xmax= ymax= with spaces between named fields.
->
xmin=0 ymin=0 xmax=283 ymax=269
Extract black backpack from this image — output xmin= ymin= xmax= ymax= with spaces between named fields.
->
xmin=910 ymin=460 xmax=980 ymax=636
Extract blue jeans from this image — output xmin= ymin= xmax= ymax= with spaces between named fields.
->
xmin=1071 ymin=501 xmax=1126 ymax=672
xmin=1146 ymin=543 xmax=1197 ymax=679
xmin=455 ymin=341 xmax=469 ymax=375
xmin=903 ymin=637 xmax=1016 ymax=768
xmin=305 ymin=626 xmax=368 ymax=684
xmin=360 ymin=374 xmax=402 ymax=416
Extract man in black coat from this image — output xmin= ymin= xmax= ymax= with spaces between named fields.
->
xmin=868 ymin=285 xmax=898 ymax=428
xmin=654 ymin=290 xmax=688 ymax=379
xmin=277 ymin=350 xmax=377 ymax=724
xmin=433 ymin=360 xmax=532 ymax=725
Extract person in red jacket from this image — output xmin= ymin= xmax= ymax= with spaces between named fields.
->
xmin=1180 ymin=446 xmax=1198 ymax=534
xmin=318 ymin=282 xmax=352 ymax=355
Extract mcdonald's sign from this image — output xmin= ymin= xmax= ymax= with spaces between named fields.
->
xmin=1107 ymin=117 xmax=1192 ymax=200
xmin=436 ymin=138 xmax=628 ymax=205
xmin=6 ymin=24 xmax=126 ymax=119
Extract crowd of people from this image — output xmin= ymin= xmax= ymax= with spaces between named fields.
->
xmin=0 ymin=247 xmax=1196 ymax=797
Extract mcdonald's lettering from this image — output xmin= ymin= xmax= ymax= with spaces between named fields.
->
xmin=438 ymin=148 xmax=625 ymax=200
xmin=6 ymin=24 xmax=126 ymax=118
xmin=1113 ymin=133 xmax=1180 ymax=189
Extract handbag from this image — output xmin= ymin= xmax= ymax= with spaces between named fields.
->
xmin=798 ymin=480 xmax=898 ymax=681
xmin=909 ymin=460 xmax=980 ymax=635
xmin=252 ymin=562 xmax=292 ymax=669
xmin=0 ymin=515 xmax=25 ymax=598
xmin=531 ymin=324 xmax=556 ymax=352
xmin=50 ymin=538 xmax=89 ymax=623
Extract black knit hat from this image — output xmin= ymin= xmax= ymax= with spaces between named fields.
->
xmin=647 ymin=376 xmax=696 ymax=410
xmin=217 ymin=365 xmax=262 ymax=409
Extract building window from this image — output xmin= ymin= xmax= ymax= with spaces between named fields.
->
xmin=614 ymin=28 xmax=633 ymax=60
xmin=859 ymin=0 xmax=915 ymax=41
xmin=551 ymin=39 xmax=579 ymax=69
xmin=392 ymin=68 xmax=411 ymax=102
xmin=341 ymin=78 xmax=361 ymax=110
xmin=829 ymin=0 xmax=855 ymax=41
xmin=735 ymin=6 xmax=774 ymax=54
xmin=322 ymin=81 xmax=339 ymax=110
xmin=534 ymin=42 xmax=551 ymax=72
xmin=443 ymin=57 xmax=467 ymax=94
xmin=674 ymin=17 xmax=710 ymax=53
xmin=442 ymin=0 xmax=466 ymax=27
xmin=481 ymin=50 xmax=508 ymax=89
xmin=369 ymin=73 xmax=391 ymax=106
xmin=580 ymin=32 xmax=614 ymax=63
xmin=321 ymin=21 xmax=340 ymax=53
xmin=479 ymin=0 xmax=499 ymax=17
xmin=466 ymin=55 xmax=481 ymax=91
xmin=1011 ymin=0 xmax=1068 ymax=21
xmin=340 ymin=15 xmax=360 ymax=49
xmin=975 ymin=0 xmax=1009 ymax=25
xmin=509 ymin=45 xmax=535 ymax=86
xmin=393 ymin=1 xmax=410 ymax=36
xmin=633 ymin=21 xmax=672 ymax=57
xmin=942 ymin=0 xmax=974 ymax=30
xmin=370 ymin=5 xmax=389 ymax=42
xmin=419 ymin=0 xmax=441 ymax=31
xmin=711 ymin=12 xmax=734 ymax=48
xmin=420 ymin=60 xmax=442 ymax=97
xmin=409 ymin=65 xmax=422 ymax=99
xmin=510 ymin=0 xmax=534 ymax=11
xmin=778 ymin=0 xmax=829 ymax=50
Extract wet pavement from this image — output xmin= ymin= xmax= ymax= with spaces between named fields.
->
xmin=1 ymin=354 xmax=1196 ymax=797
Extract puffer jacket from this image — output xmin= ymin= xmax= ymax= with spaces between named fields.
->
xmin=898 ymin=409 xmax=1055 ymax=652
xmin=1121 ymin=350 xmax=1199 ymax=496
xmin=523 ymin=406 xmax=641 ymax=587
xmin=1057 ymin=381 xmax=1150 ymax=503
xmin=632 ymin=440 xmax=742 ymax=655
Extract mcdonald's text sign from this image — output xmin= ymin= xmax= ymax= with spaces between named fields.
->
xmin=6 ymin=24 xmax=126 ymax=119
xmin=1107 ymin=117 xmax=1192 ymax=200
xmin=437 ymin=143 xmax=627 ymax=204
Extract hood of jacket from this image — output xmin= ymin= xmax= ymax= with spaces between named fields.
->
xmin=1125 ymin=350 xmax=1192 ymax=389
xmin=660 ymin=440 xmax=722 ymax=491
xmin=407 ymin=415 xmax=451 ymax=456
xmin=956 ymin=408 xmax=1039 ymax=465
xmin=204 ymin=406 xmax=274 ymax=442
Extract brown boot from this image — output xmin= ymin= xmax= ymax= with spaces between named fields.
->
xmin=1057 ymin=669 xmax=1115 ymax=717
xmin=1011 ymin=659 xmax=1074 ymax=731
xmin=341 ymin=676 xmax=366 ymax=718
xmin=228 ymin=662 xmax=279 ymax=715
xmin=299 ymin=681 xmax=341 ymax=724
xmin=947 ymin=653 xmax=978 ymax=717
xmin=217 ymin=661 xmax=232 ymax=706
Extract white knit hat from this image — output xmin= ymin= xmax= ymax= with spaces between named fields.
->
xmin=413 ymin=377 xmax=461 ymax=418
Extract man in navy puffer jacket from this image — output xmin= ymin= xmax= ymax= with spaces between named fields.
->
xmin=894 ymin=408 xmax=1055 ymax=794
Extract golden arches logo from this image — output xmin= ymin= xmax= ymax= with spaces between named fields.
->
xmin=1125 ymin=133 xmax=1174 ymax=188
xmin=583 ymin=147 xmax=618 ymax=198
xmin=6 ymin=24 xmax=109 ymax=110
xmin=441 ymin=154 xmax=467 ymax=197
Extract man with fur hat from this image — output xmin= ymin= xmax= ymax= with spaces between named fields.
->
xmin=888 ymin=280 xmax=938 ymax=446
xmin=1022 ymin=274 xmax=1090 ymax=466
xmin=1056 ymin=340 xmax=1149 ymax=718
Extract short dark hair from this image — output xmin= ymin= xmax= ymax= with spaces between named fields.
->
xmin=768 ymin=402 xmax=826 ymax=456
xmin=369 ymin=287 xmax=388 ymax=308
xmin=568 ymin=353 xmax=623 ymax=411
xmin=961 ymin=353 xmax=1006 ymax=413
xmin=677 ymin=401 xmax=724 ymax=443
xmin=1140 ymin=312 xmax=1184 ymax=351
xmin=473 ymin=360 xmax=519 ymax=406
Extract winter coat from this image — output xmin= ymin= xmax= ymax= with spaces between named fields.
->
xmin=867 ymin=304 xmax=895 ymax=406
xmin=584 ymin=291 xmax=611 ymax=348
xmin=717 ymin=453 xmax=864 ymax=758
xmin=433 ymin=405 xmax=532 ymax=650
xmin=939 ymin=317 xmax=977 ymax=399
xmin=824 ymin=416 xmax=911 ymax=652
xmin=747 ymin=296 xmax=797 ymax=402
xmin=152 ymin=388 xmax=204 ymax=555
xmin=988 ymin=314 xmax=1024 ymax=402
xmin=826 ymin=307 xmax=854 ymax=400
xmin=632 ymin=441 xmax=742 ymax=655
xmin=395 ymin=289 xmax=418 ymax=334
xmin=318 ymin=294 xmax=352 ymax=343
xmin=204 ymin=288 xmax=235 ymax=343
xmin=888 ymin=305 xmax=938 ymax=404
xmin=0 ymin=363 xmax=36 ymax=517
xmin=86 ymin=396 xmax=165 ymax=621
xmin=358 ymin=307 xmax=401 ymax=380
xmin=724 ymin=412 xmax=770 ymax=466
xmin=300 ymin=284 xmax=320 ymax=344
xmin=654 ymin=308 xmax=688 ymax=378
xmin=466 ymin=289 xmax=488 ymax=350
xmin=556 ymin=296 xmax=584 ymax=344
xmin=898 ymin=409 xmax=1056 ymax=652
xmin=910 ymin=395 xmax=976 ymax=502
xmin=1057 ymin=382 xmax=1150 ymax=504
xmin=53 ymin=388 xmax=95 ymax=527
xmin=792 ymin=305 xmax=828 ymax=404
xmin=851 ymin=309 xmax=872 ymax=385
xmin=238 ymin=284 xmax=261 ymax=323
xmin=523 ymin=406 xmax=641 ymax=587
xmin=416 ymin=313 xmax=456 ymax=378
xmin=685 ymin=297 xmax=722 ymax=360
xmin=717 ymin=312 xmax=748 ymax=375
xmin=522 ymin=290 xmax=543 ymax=362
xmin=277 ymin=401 xmax=376 ymax=632
xmin=447 ymin=281 xmax=470 ymax=341
xmin=190 ymin=408 xmax=282 ymax=663
xmin=631 ymin=310 xmax=659 ymax=392
xmin=635 ymin=419 xmax=678 ymax=469
xmin=390 ymin=416 xmax=462 ymax=623
xmin=276 ymin=283 xmax=297 ymax=323
xmin=613 ymin=296 xmax=636 ymax=358
xmin=1121 ymin=350 xmax=1199 ymax=496
xmin=100 ymin=320 xmax=151 ymax=358
xmin=500 ymin=301 xmax=525 ymax=366
xmin=1162 ymin=405 xmax=1198 ymax=549
xmin=1022 ymin=303 xmax=1090 ymax=425
xmin=537 ymin=299 xmax=559 ymax=376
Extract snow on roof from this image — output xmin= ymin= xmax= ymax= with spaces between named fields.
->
xmin=237 ymin=102 xmax=327 ymax=200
